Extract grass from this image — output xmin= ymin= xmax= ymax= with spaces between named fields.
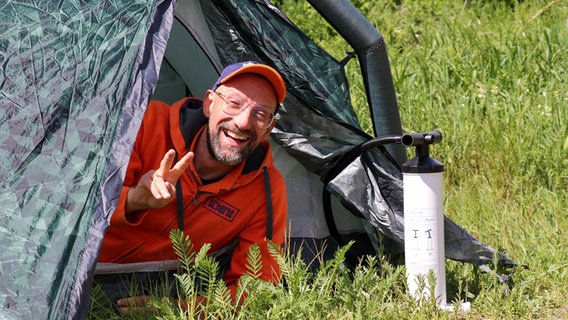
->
xmin=89 ymin=0 xmax=568 ymax=318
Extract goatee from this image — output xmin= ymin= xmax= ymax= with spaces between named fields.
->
xmin=206 ymin=123 xmax=256 ymax=165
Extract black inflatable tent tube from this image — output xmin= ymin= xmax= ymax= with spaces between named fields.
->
xmin=307 ymin=0 xmax=407 ymax=164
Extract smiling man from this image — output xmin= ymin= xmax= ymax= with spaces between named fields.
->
xmin=95 ymin=61 xmax=288 ymax=313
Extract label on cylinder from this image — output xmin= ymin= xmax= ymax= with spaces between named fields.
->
xmin=403 ymin=172 xmax=446 ymax=304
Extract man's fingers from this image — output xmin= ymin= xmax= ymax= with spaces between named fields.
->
xmin=156 ymin=149 xmax=176 ymax=176
xmin=117 ymin=296 xmax=153 ymax=315
xmin=149 ymin=150 xmax=192 ymax=200
xmin=171 ymin=151 xmax=194 ymax=176
xmin=117 ymin=295 xmax=151 ymax=307
xmin=151 ymin=176 xmax=172 ymax=199
xmin=151 ymin=149 xmax=177 ymax=198
xmin=118 ymin=306 xmax=155 ymax=315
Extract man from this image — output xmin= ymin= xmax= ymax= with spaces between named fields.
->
xmin=95 ymin=61 xmax=288 ymax=312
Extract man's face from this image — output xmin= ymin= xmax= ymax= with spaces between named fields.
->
xmin=204 ymin=74 xmax=278 ymax=165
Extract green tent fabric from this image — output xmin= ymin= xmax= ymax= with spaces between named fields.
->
xmin=0 ymin=0 xmax=175 ymax=318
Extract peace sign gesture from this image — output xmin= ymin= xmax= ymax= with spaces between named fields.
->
xmin=126 ymin=149 xmax=194 ymax=213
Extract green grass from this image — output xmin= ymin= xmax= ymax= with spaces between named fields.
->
xmin=89 ymin=0 xmax=568 ymax=318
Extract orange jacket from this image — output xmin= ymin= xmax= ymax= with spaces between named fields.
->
xmin=99 ymin=98 xmax=287 ymax=291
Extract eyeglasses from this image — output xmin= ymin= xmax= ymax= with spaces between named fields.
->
xmin=213 ymin=91 xmax=275 ymax=129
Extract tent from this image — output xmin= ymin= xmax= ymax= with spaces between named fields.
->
xmin=0 ymin=0 xmax=513 ymax=319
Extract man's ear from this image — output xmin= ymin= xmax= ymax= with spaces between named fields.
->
xmin=203 ymin=90 xmax=213 ymax=117
xmin=261 ymin=120 xmax=277 ymax=141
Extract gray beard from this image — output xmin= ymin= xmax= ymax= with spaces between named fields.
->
xmin=206 ymin=123 xmax=256 ymax=165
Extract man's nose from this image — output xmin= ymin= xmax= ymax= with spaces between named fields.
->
xmin=232 ymin=106 xmax=254 ymax=130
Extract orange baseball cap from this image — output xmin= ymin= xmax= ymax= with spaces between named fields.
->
xmin=212 ymin=61 xmax=287 ymax=106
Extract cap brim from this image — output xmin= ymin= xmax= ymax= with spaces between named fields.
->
xmin=219 ymin=64 xmax=286 ymax=104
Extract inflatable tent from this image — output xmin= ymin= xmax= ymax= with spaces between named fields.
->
xmin=0 ymin=0 xmax=513 ymax=318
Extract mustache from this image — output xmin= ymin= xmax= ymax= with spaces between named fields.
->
xmin=217 ymin=122 xmax=256 ymax=140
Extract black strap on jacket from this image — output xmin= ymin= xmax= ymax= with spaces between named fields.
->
xmin=176 ymin=178 xmax=184 ymax=232
xmin=172 ymin=153 xmax=185 ymax=232
xmin=262 ymin=165 xmax=273 ymax=241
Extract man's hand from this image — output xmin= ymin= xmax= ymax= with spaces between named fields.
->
xmin=126 ymin=149 xmax=194 ymax=213
xmin=117 ymin=295 xmax=153 ymax=315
